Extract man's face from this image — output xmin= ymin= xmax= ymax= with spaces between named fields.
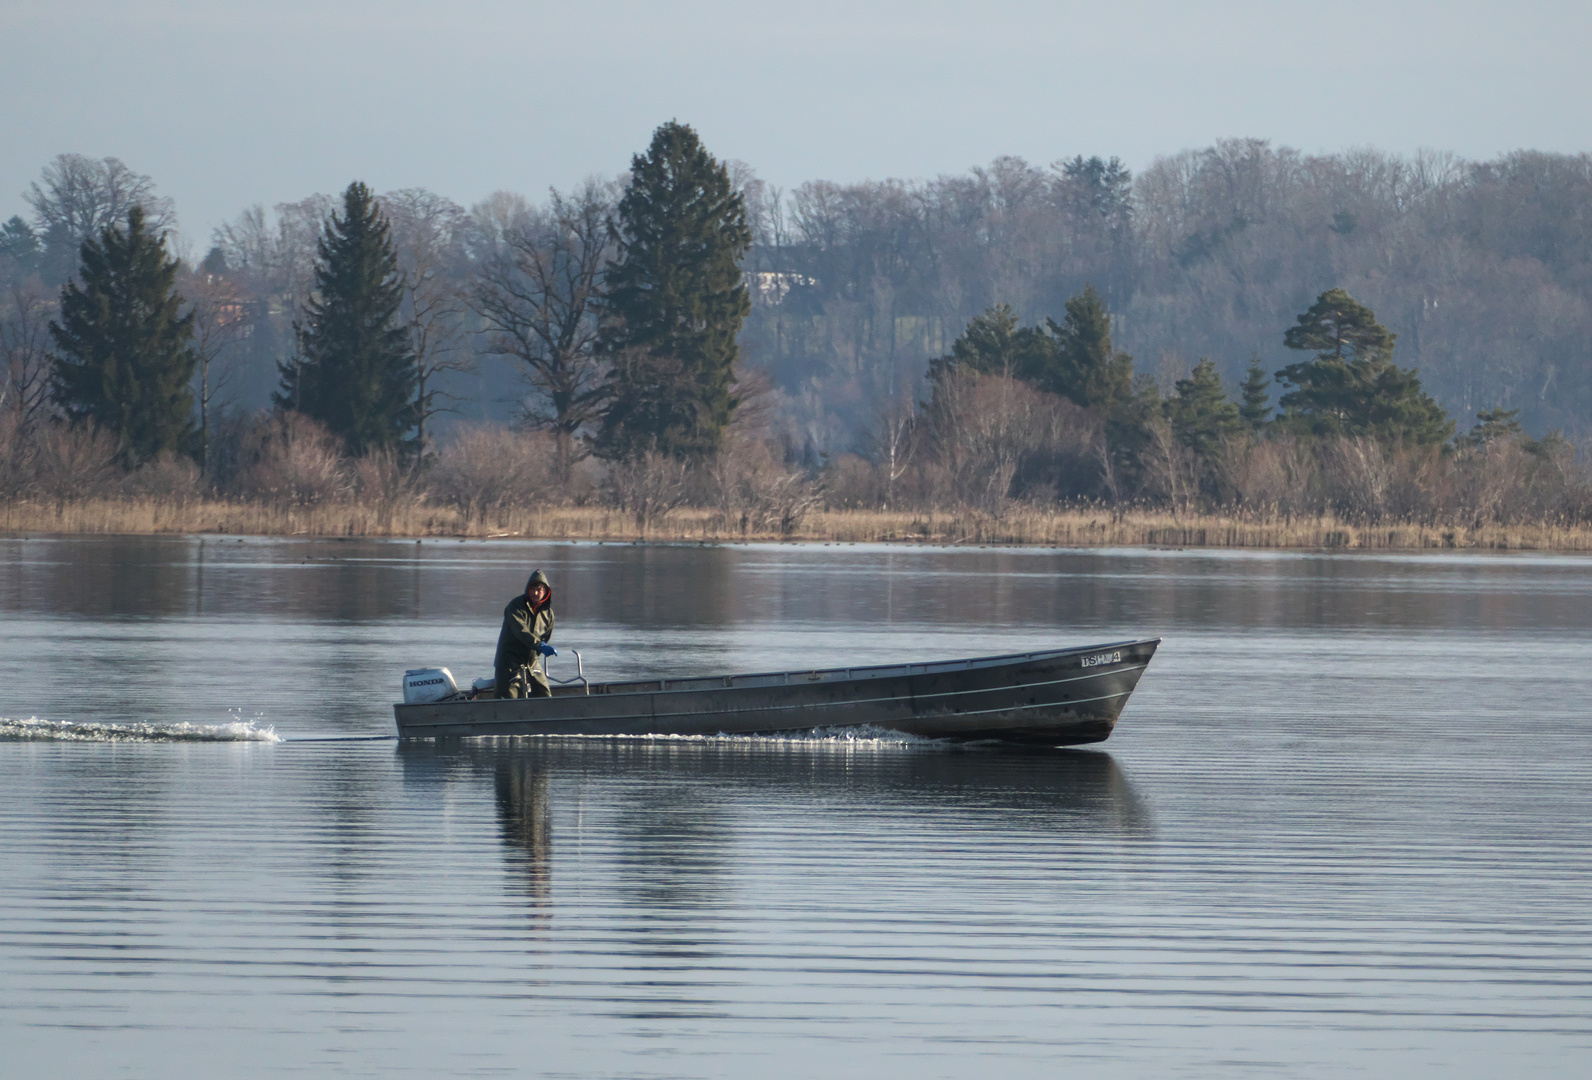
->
xmin=528 ymin=583 xmax=549 ymax=606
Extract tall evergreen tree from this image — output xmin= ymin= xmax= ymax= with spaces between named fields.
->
xmin=928 ymin=302 xmax=1053 ymax=387
xmin=1237 ymin=354 xmax=1273 ymax=431
xmin=1035 ymin=285 xmax=1135 ymax=412
xmin=0 ymin=216 xmax=41 ymax=277
xmin=1166 ymin=358 xmax=1244 ymax=457
xmin=49 ymin=206 xmax=196 ymax=465
xmin=277 ymin=182 xmax=415 ymax=455
xmin=596 ymin=121 xmax=751 ymax=460
xmin=1276 ymin=288 xmax=1453 ymax=446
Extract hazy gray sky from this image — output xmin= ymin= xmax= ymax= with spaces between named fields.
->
xmin=4 ymin=0 xmax=1589 ymax=243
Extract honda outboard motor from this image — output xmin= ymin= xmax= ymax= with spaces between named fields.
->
xmin=402 ymin=667 xmax=459 ymax=704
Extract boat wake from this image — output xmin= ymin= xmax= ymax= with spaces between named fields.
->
xmin=0 ymin=715 xmax=282 ymax=743
xmin=530 ymin=724 xmax=932 ymax=746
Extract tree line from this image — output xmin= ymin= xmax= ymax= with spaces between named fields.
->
xmin=738 ymin=143 xmax=1592 ymax=457
xmin=0 ymin=122 xmax=751 ymax=479
xmin=3 ymin=132 xmax=1592 ymax=534
xmin=874 ymin=283 xmax=1567 ymax=525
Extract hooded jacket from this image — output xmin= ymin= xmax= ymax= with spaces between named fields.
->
xmin=494 ymin=569 xmax=555 ymax=673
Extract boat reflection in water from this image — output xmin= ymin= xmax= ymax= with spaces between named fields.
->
xmin=400 ymin=737 xmax=1153 ymax=915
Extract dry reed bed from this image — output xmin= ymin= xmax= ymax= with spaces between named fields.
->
xmin=6 ymin=497 xmax=1592 ymax=551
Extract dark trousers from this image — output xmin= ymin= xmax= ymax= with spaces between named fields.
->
xmin=495 ymin=663 xmax=551 ymax=699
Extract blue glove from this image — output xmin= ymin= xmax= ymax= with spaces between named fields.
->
xmin=538 ymin=642 xmax=558 ymax=657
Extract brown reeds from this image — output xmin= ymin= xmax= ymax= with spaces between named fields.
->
xmin=7 ymin=496 xmax=1592 ymax=551
xmin=8 ymin=409 xmax=1592 ymax=551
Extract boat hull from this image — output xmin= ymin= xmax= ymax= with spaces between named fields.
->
xmin=393 ymin=638 xmax=1160 ymax=746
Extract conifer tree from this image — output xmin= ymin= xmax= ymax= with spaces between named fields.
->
xmin=1036 ymin=285 xmax=1135 ymax=412
xmin=928 ymin=303 xmax=1053 ymax=387
xmin=1464 ymin=407 xmax=1524 ymax=448
xmin=597 ymin=121 xmax=751 ymax=460
xmin=1238 ymin=355 xmax=1273 ymax=431
xmin=1166 ymin=358 xmax=1244 ymax=457
xmin=0 ymin=216 xmax=41 ymax=277
xmin=277 ymin=182 xmax=415 ymax=455
xmin=1276 ymin=288 xmax=1452 ymax=446
xmin=49 ymin=206 xmax=196 ymax=465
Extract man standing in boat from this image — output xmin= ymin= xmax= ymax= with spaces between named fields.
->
xmin=495 ymin=569 xmax=556 ymax=698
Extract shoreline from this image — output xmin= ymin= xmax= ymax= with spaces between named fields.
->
xmin=5 ymin=499 xmax=1592 ymax=552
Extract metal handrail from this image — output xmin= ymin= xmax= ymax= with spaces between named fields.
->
xmin=545 ymin=649 xmax=589 ymax=695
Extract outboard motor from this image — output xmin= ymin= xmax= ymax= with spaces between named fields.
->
xmin=403 ymin=667 xmax=459 ymax=704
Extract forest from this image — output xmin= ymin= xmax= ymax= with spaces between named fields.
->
xmin=3 ymin=130 xmax=1592 ymax=544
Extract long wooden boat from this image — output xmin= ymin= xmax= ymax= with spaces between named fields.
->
xmin=393 ymin=638 xmax=1160 ymax=746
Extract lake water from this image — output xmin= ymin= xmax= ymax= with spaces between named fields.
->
xmin=2 ymin=536 xmax=1591 ymax=1078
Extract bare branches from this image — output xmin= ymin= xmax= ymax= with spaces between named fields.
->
xmin=604 ymin=449 xmax=689 ymax=534
xmin=25 ymin=155 xmax=176 ymax=281
xmin=863 ymin=391 xmax=918 ymax=509
xmin=1 ymin=282 xmax=55 ymax=430
xmin=183 ymin=272 xmax=250 ymax=469
xmin=433 ymin=426 xmax=544 ymax=526
xmin=382 ymin=189 xmax=473 ymax=454
xmin=471 ymin=179 xmax=615 ymax=477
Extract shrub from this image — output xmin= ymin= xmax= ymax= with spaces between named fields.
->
xmin=0 ymin=412 xmax=39 ymax=501
xmin=123 ymin=450 xmax=203 ymax=503
xmin=702 ymin=435 xmax=821 ymax=535
xmin=232 ymin=411 xmax=350 ymax=505
xmin=604 ymin=449 xmax=689 ymax=533
xmin=33 ymin=421 xmax=122 ymax=509
xmin=354 ymin=448 xmax=429 ymax=529
xmin=923 ymin=371 xmax=1100 ymax=513
xmin=434 ymin=425 xmax=546 ymax=524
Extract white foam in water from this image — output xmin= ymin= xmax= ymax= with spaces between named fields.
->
xmin=513 ymin=724 xmax=929 ymax=745
xmin=0 ymin=715 xmax=282 ymax=743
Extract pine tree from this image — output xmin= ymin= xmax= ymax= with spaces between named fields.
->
xmin=1276 ymin=288 xmax=1453 ymax=446
xmin=49 ymin=206 xmax=196 ymax=465
xmin=1166 ymin=358 xmax=1244 ymax=457
xmin=1036 ymin=285 xmax=1135 ymax=412
xmin=596 ymin=121 xmax=751 ymax=460
xmin=1 ymin=215 xmax=41 ymax=276
xmin=928 ymin=303 xmax=1053 ymax=387
xmin=1464 ymin=407 xmax=1523 ymax=448
xmin=277 ymin=182 xmax=415 ymax=455
xmin=1238 ymin=355 xmax=1273 ymax=430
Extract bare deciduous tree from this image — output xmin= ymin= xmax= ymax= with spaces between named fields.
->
xmin=605 ymin=449 xmax=689 ymax=534
xmin=863 ymin=391 xmax=918 ymax=509
xmin=210 ymin=204 xmax=274 ymax=278
xmin=466 ymin=191 xmax=533 ymax=256
xmin=233 ymin=411 xmax=350 ymax=505
xmin=33 ymin=421 xmax=121 ymax=510
xmin=1 ymin=282 xmax=54 ymax=430
xmin=184 ymin=272 xmax=250 ymax=470
xmin=472 ymin=180 xmax=615 ymax=480
xmin=1140 ymin=415 xmax=1195 ymax=517
xmin=269 ymin=195 xmax=339 ymax=308
xmin=433 ymin=425 xmax=544 ymax=525
xmin=925 ymin=370 xmax=1084 ymax=515
xmin=25 ymin=154 xmax=176 ymax=281
xmin=382 ymin=189 xmax=473 ymax=455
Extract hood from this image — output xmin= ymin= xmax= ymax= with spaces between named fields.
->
xmin=525 ymin=569 xmax=552 ymax=608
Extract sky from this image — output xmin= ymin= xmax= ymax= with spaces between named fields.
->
xmin=3 ymin=0 xmax=1589 ymax=245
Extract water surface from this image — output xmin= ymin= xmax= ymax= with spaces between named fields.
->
xmin=2 ymin=537 xmax=1590 ymax=1078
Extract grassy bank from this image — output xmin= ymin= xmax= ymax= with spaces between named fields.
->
xmin=5 ymin=496 xmax=1592 ymax=551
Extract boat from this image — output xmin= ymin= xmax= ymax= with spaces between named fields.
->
xmin=393 ymin=638 xmax=1160 ymax=746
